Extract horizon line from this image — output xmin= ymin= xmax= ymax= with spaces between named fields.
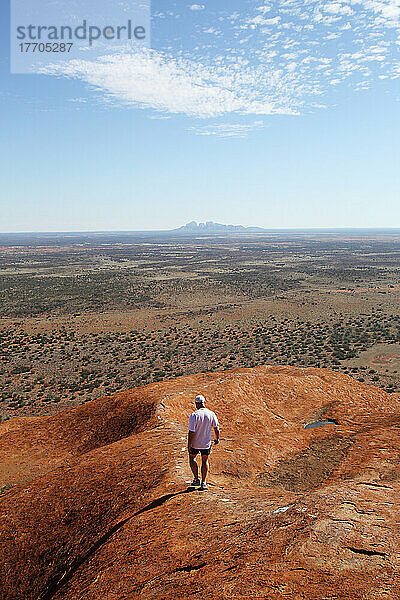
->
xmin=1 ymin=226 xmax=400 ymax=235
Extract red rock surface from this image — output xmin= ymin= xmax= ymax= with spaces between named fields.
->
xmin=1 ymin=365 xmax=400 ymax=599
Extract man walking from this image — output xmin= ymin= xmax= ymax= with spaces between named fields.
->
xmin=188 ymin=395 xmax=219 ymax=490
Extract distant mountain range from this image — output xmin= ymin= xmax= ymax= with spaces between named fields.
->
xmin=174 ymin=221 xmax=266 ymax=233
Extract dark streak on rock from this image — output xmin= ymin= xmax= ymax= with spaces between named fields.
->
xmin=346 ymin=547 xmax=387 ymax=558
xmin=256 ymin=435 xmax=354 ymax=492
xmin=173 ymin=562 xmax=207 ymax=573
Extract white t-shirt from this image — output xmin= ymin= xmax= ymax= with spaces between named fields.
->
xmin=188 ymin=407 xmax=219 ymax=450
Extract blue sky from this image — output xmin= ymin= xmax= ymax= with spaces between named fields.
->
xmin=1 ymin=0 xmax=400 ymax=232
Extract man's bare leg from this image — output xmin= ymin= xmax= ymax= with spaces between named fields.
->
xmin=201 ymin=454 xmax=209 ymax=483
xmin=189 ymin=453 xmax=199 ymax=479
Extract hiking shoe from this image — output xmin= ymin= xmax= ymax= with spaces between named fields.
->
xmin=191 ymin=478 xmax=200 ymax=487
xmin=200 ymin=482 xmax=207 ymax=491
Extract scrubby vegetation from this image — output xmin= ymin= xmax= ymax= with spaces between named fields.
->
xmin=1 ymin=231 xmax=400 ymax=418
xmin=1 ymin=312 xmax=400 ymax=414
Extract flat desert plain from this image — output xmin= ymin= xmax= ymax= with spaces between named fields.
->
xmin=1 ymin=230 xmax=400 ymax=420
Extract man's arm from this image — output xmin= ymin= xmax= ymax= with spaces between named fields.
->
xmin=188 ymin=430 xmax=195 ymax=452
xmin=213 ymin=426 xmax=220 ymax=445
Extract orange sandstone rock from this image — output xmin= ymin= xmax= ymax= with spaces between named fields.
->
xmin=0 ymin=365 xmax=399 ymax=599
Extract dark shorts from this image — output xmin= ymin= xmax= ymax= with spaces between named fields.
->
xmin=189 ymin=447 xmax=211 ymax=456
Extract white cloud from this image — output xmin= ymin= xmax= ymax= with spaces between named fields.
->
xmin=324 ymin=3 xmax=354 ymax=15
xmin=189 ymin=121 xmax=265 ymax=137
xmin=358 ymin=0 xmax=400 ymax=24
xmin=39 ymin=0 xmax=400 ymax=135
xmin=256 ymin=4 xmax=273 ymax=14
xmin=42 ymin=50 xmax=302 ymax=118
xmin=247 ymin=14 xmax=281 ymax=28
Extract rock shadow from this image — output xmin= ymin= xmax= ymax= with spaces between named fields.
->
xmin=257 ymin=435 xmax=353 ymax=492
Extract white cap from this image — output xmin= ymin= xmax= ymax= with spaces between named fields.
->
xmin=195 ymin=394 xmax=206 ymax=406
